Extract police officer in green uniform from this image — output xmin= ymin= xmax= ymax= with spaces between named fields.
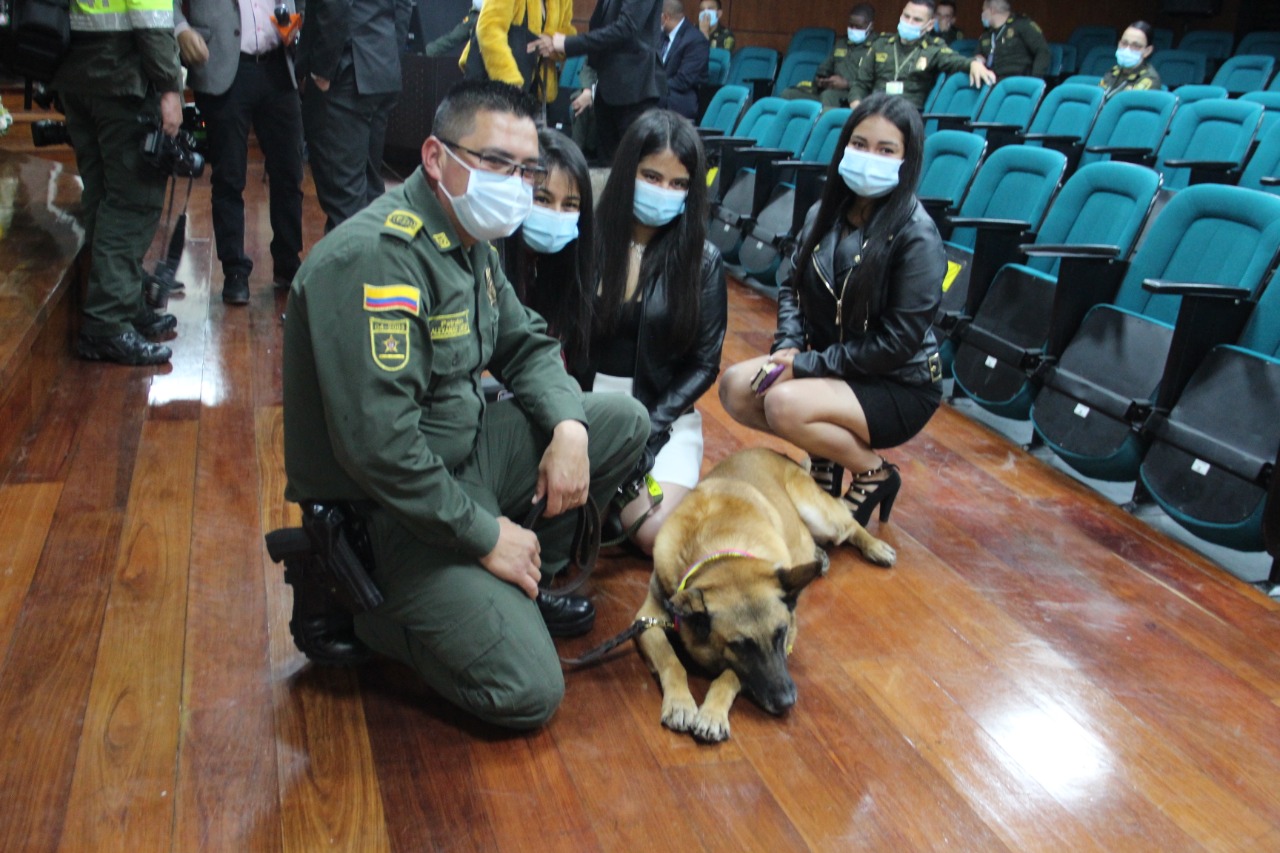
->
xmin=934 ymin=0 xmax=964 ymax=46
xmin=1100 ymin=21 xmax=1162 ymax=100
xmin=973 ymin=0 xmax=1051 ymax=80
xmin=282 ymin=81 xmax=649 ymax=729
xmin=847 ymin=0 xmax=994 ymax=110
xmin=782 ymin=3 xmax=876 ymax=110
xmin=697 ymin=0 xmax=734 ymax=52
xmin=55 ymin=0 xmax=183 ymax=365
xmin=425 ymin=0 xmax=481 ymax=59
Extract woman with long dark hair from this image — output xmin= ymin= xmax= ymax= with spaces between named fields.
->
xmin=501 ymin=127 xmax=593 ymax=371
xmin=719 ymin=93 xmax=945 ymax=528
xmin=577 ymin=109 xmax=727 ymax=554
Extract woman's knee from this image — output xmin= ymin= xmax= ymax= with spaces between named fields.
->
xmin=719 ymin=359 xmax=764 ymax=418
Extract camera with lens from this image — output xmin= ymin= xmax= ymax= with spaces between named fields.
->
xmin=30 ymin=118 xmax=71 ymax=147
xmin=140 ymin=122 xmax=205 ymax=178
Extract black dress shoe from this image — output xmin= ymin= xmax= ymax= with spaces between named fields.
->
xmin=537 ymin=591 xmax=596 ymax=638
xmin=283 ymin=557 xmax=371 ymax=666
xmin=273 ymin=267 xmax=298 ymax=289
xmin=222 ymin=272 xmax=250 ymax=305
xmin=133 ymin=309 xmax=177 ymax=338
xmin=76 ymin=329 xmax=172 ymax=365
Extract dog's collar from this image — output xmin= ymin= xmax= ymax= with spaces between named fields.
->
xmin=675 ymin=549 xmax=756 ymax=593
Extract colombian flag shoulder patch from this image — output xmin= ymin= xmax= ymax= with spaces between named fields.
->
xmin=363 ymin=284 xmax=421 ymax=316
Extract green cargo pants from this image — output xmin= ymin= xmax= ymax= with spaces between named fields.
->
xmin=61 ymin=90 xmax=168 ymax=337
xmin=354 ymin=392 xmax=649 ymax=729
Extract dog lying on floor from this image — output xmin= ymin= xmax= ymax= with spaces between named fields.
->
xmin=634 ymin=447 xmax=897 ymax=742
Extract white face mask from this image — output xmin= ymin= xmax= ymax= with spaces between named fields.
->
xmin=441 ymin=144 xmax=534 ymax=241
xmin=633 ymin=179 xmax=688 ymax=226
xmin=838 ymin=147 xmax=902 ymax=198
xmin=848 ymin=27 xmax=869 ymax=45
xmin=699 ymin=9 xmax=718 ymax=27
xmin=1116 ymin=47 xmax=1144 ymax=69
xmin=521 ymin=205 xmax=580 ymax=254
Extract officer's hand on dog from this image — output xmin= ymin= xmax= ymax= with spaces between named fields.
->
xmin=177 ymin=29 xmax=209 ymax=67
xmin=481 ymin=518 xmax=542 ymax=598
xmin=536 ymin=420 xmax=590 ymax=517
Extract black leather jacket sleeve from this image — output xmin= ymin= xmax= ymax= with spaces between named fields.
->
xmin=644 ymin=242 xmax=728 ymax=457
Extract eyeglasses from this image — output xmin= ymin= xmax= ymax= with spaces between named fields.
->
xmin=438 ymin=138 xmax=548 ymax=183
xmin=1118 ymin=40 xmax=1148 ymax=50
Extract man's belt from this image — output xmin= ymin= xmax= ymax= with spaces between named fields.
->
xmin=264 ymin=502 xmax=384 ymax=613
xmin=240 ymin=45 xmax=286 ymax=63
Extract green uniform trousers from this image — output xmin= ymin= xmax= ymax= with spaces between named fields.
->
xmin=61 ymin=90 xmax=168 ymax=337
xmin=354 ymin=392 xmax=649 ymax=729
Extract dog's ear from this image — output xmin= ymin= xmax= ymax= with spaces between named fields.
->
xmin=668 ymin=588 xmax=712 ymax=641
xmin=776 ymin=560 xmax=824 ymax=608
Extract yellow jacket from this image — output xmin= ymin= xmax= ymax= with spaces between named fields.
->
xmin=463 ymin=0 xmax=575 ymax=101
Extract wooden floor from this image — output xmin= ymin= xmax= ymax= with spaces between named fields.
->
xmin=4 ymin=143 xmax=1280 ymax=852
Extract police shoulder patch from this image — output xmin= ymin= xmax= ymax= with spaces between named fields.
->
xmin=383 ymin=209 xmax=424 ymax=241
xmin=370 ymin=317 xmax=411 ymax=371
xmin=431 ymin=231 xmax=453 ymax=249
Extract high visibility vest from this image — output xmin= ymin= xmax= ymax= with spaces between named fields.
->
xmin=69 ymin=0 xmax=174 ymax=32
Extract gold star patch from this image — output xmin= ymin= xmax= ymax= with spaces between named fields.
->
xmin=370 ymin=318 xmax=411 ymax=371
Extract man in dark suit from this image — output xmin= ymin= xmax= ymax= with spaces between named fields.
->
xmin=176 ymin=0 xmax=306 ymax=304
xmin=531 ymin=0 xmax=663 ymax=163
xmin=657 ymin=0 xmax=708 ymax=120
xmin=297 ymin=0 xmax=415 ymax=232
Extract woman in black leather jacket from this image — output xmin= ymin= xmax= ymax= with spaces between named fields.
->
xmin=719 ymin=94 xmax=944 ymax=527
xmin=575 ymin=109 xmax=728 ymax=554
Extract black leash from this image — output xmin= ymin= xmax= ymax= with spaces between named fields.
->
xmin=558 ymin=615 xmax=674 ymax=668
xmin=521 ymin=494 xmax=601 ymax=597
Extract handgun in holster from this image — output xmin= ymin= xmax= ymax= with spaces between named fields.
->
xmin=264 ymin=503 xmax=385 ymax=613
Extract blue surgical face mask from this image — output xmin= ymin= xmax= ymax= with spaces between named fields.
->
xmin=848 ymin=27 xmax=869 ymax=45
xmin=521 ymin=205 xmax=580 ymax=254
xmin=633 ymin=179 xmax=687 ymax=227
xmin=838 ymin=147 xmax=902 ymax=198
xmin=1116 ymin=47 xmax=1143 ymax=69
xmin=441 ymin=144 xmax=534 ymax=241
xmin=981 ymin=14 xmax=991 ymax=29
xmin=700 ymin=9 xmax=718 ymax=27
xmin=898 ymin=20 xmax=923 ymax=42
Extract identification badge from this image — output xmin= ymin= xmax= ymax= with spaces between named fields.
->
xmin=886 ymin=80 xmax=905 ymax=95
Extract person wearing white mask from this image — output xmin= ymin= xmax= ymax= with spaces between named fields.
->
xmin=577 ymin=110 xmax=728 ymax=555
xmin=782 ymin=3 xmax=877 ymax=109
xmin=847 ymin=0 xmax=995 ymax=109
xmin=697 ymin=0 xmax=735 ymax=52
xmin=501 ymin=128 xmax=595 ymax=374
xmin=280 ymin=80 xmax=650 ymax=728
xmin=971 ymin=0 xmax=1050 ymax=80
xmin=719 ymin=94 xmax=945 ymax=530
xmin=1100 ymin=21 xmax=1161 ymax=100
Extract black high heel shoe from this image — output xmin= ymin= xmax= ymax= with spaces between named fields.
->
xmin=843 ymin=459 xmax=902 ymax=526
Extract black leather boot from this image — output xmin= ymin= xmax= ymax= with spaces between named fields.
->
xmin=283 ymin=556 xmax=372 ymax=666
xmin=537 ymin=591 xmax=596 ymax=637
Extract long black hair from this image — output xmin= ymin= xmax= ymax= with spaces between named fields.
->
xmin=792 ymin=93 xmax=925 ymax=335
xmin=503 ymin=128 xmax=594 ymax=370
xmin=594 ymin=109 xmax=708 ymax=357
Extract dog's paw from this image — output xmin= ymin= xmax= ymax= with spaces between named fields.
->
xmin=661 ymin=694 xmax=699 ymax=732
xmin=692 ymin=707 xmax=731 ymax=743
xmin=861 ymin=539 xmax=897 ymax=568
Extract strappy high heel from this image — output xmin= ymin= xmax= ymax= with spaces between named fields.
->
xmin=808 ymin=456 xmax=845 ymax=498
xmin=843 ymin=459 xmax=901 ymax=526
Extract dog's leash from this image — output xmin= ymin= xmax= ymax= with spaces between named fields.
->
xmin=521 ymin=494 xmax=601 ymax=597
xmin=558 ymin=615 xmax=674 ymax=667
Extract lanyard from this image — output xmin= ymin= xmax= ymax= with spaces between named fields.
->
xmin=988 ymin=22 xmax=1009 ymax=65
xmin=891 ymin=42 xmax=919 ymax=81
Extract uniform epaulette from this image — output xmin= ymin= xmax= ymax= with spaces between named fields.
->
xmin=381 ymin=209 xmax=426 ymax=243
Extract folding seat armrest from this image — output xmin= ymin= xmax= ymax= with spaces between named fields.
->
xmin=743 ymin=78 xmax=773 ymax=102
xmin=1162 ymin=159 xmax=1241 ymax=187
xmin=919 ymin=197 xmax=956 ymax=237
xmin=921 ymin=113 xmax=971 ymax=132
xmin=945 ymin=217 xmax=1031 ymax=231
xmin=697 ymin=128 xmax=726 ymax=139
xmin=1260 ymin=176 xmax=1280 ymax=186
xmin=1021 ymin=243 xmax=1122 ymax=259
xmin=1020 ymin=132 xmax=1081 ymax=144
xmin=968 ymin=121 xmax=1021 ymax=132
xmin=1142 ymin=279 xmax=1255 ymax=411
xmin=1084 ymin=145 xmax=1155 ymax=166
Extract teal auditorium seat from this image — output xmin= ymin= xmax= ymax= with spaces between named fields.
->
xmin=1239 ymin=91 xmax=1280 ymax=138
xmin=707 ymin=47 xmax=732 ymax=85
xmin=559 ymin=55 xmax=585 ymax=90
xmin=1030 ymin=183 xmax=1280 ymax=483
xmin=966 ymin=75 xmax=1046 ymax=148
xmin=1171 ymin=83 xmax=1227 ymax=104
xmin=1178 ymin=29 xmax=1234 ymax=63
xmin=1061 ymin=73 xmax=1102 ymax=87
xmin=1140 ymin=265 xmax=1280 ymax=552
xmin=707 ymin=99 xmax=822 ymax=264
xmin=1153 ymin=28 xmax=1175 ymax=52
xmin=1238 ymin=121 xmax=1280 ymax=194
xmin=1152 ymin=97 xmax=1263 ymax=191
xmin=1078 ymin=89 xmax=1177 ymax=168
xmin=728 ymin=46 xmax=780 ymax=100
xmin=1210 ymin=54 xmax=1275 ymax=95
xmin=917 ymin=130 xmax=987 ymax=234
xmin=922 ymin=74 xmax=989 ymax=134
xmin=773 ymin=50 xmax=827 ymax=95
xmin=738 ymin=108 xmax=851 ymax=287
xmin=1150 ymin=50 xmax=1208 ymax=88
xmin=698 ymin=84 xmax=750 ymax=136
xmin=786 ymin=27 xmax=835 ymax=58
xmin=950 ymin=162 xmax=1162 ymax=419
xmin=923 ymin=73 xmax=948 ymax=112
xmin=1078 ymin=45 xmax=1119 ymax=78
xmin=934 ymin=145 xmax=1068 ymax=373
xmin=1068 ymin=25 xmax=1119 ymax=66
xmin=1019 ymin=83 xmax=1105 ymax=171
xmin=950 ymin=38 xmax=979 ymax=58
xmin=1236 ymin=31 xmax=1280 ymax=63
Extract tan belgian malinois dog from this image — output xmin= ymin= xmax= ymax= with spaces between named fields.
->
xmin=635 ymin=448 xmax=897 ymax=742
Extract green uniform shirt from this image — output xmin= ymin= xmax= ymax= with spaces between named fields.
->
xmin=707 ymin=25 xmax=735 ymax=52
xmin=815 ymin=38 xmax=874 ymax=85
xmin=424 ymin=12 xmax=476 ymax=58
xmin=937 ymin=26 xmax=965 ymax=46
xmin=848 ymin=33 xmax=974 ymax=109
xmin=282 ymin=167 xmax=587 ymax=559
xmin=1099 ymin=61 xmax=1162 ymax=99
xmin=977 ymin=14 xmax=1050 ymax=79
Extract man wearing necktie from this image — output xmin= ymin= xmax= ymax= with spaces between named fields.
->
xmin=657 ymin=0 xmax=708 ymax=120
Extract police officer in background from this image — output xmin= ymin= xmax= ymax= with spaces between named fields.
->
xmin=697 ymin=0 xmax=734 ymax=52
xmin=847 ymin=0 xmax=994 ymax=110
xmin=933 ymin=0 xmax=964 ymax=46
xmin=56 ymin=0 xmax=183 ymax=365
xmin=972 ymin=0 xmax=1050 ymax=80
xmin=1100 ymin=21 xmax=1161 ymax=99
xmin=282 ymin=81 xmax=649 ymax=729
xmin=782 ymin=3 xmax=876 ymax=109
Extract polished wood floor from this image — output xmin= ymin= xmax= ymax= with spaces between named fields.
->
xmin=4 ymin=143 xmax=1280 ymax=852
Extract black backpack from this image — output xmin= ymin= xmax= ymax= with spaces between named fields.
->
xmin=3 ymin=0 xmax=71 ymax=82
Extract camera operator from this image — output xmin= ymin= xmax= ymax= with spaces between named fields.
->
xmin=53 ymin=0 xmax=183 ymax=366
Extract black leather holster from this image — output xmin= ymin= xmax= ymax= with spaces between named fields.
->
xmin=264 ymin=502 xmax=385 ymax=613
